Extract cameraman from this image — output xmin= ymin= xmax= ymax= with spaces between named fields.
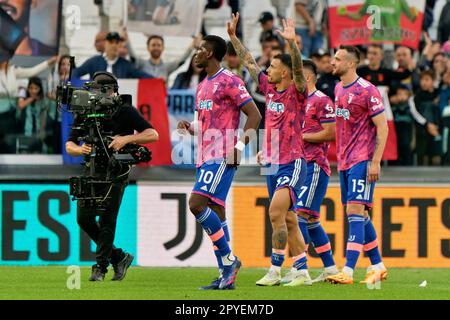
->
xmin=65 ymin=72 xmax=159 ymax=281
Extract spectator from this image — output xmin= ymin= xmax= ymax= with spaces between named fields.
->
xmin=283 ymin=34 xmax=307 ymax=59
xmin=48 ymin=55 xmax=72 ymax=100
xmin=357 ymin=44 xmax=411 ymax=89
xmin=258 ymin=11 xmax=284 ymax=48
xmin=316 ymin=52 xmax=339 ymax=100
xmin=431 ymin=52 xmax=448 ymax=89
xmin=414 ymin=70 xmax=442 ymax=165
xmin=294 ymin=0 xmax=326 ymax=57
xmin=132 ymin=34 xmax=201 ymax=81
xmin=47 ymin=55 xmax=73 ymax=154
xmin=118 ymin=28 xmax=136 ymax=64
xmin=440 ymin=65 xmax=450 ymax=164
xmin=16 ymin=77 xmax=51 ymax=153
xmin=390 ymin=85 xmax=435 ymax=165
xmin=256 ymin=36 xmax=282 ymax=71
xmin=73 ymin=32 xmax=153 ymax=79
xmin=94 ymin=31 xmax=108 ymax=54
xmin=394 ymin=46 xmax=420 ymax=92
xmin=224 ymin=42 xmax=251 ymax=86
xmin=0 ymin=56 xmax=57 ymax=147
xmin=310 ymin=52 xmax=322 ymax=70
xmin=171 ymin=56 xmax=206 ymax=90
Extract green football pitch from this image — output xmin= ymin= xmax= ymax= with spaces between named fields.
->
xmin=0 ymin=267 xmax=448 ymax=300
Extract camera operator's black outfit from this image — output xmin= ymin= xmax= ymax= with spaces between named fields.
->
xmin=68 ymin=105 xmax=153 ymax=273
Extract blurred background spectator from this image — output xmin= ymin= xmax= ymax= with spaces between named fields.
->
xmin=171 ymin=55 xmax=206 ymax=90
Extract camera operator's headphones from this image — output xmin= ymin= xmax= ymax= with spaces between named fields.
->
xmin=92 ymin=71 xmax=119 ymax=94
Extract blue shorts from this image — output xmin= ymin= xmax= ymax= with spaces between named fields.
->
xmin=339 ymin=160 xmax=375 ymax=209
xmin=294 ymin=162 xmax=329 ymax=218
xmin=266 ymin=158 xmax=307 ymax=211
xmin=192 ymin=159 xmax=237 ymax=207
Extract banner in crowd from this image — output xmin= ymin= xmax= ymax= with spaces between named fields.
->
xmin=0 ymin=183 xmax=137 ymax=265
xmin=0 ymin=0 xmax=62 ymax=61
xmin=328 ymin=0 xmax=425 ymax=49
xmin=126 ymin=0 xmax=206 ymax=37
xmin=119 ymin=79 xmax=173 ymax=166
xmin=62 ymin=79 xmax=172 ymax=166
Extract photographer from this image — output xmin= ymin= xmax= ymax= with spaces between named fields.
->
xmin=65 ymin=72 xmax=159 ymax=281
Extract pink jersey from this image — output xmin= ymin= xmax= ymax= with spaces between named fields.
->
xmin=196 ymin=68 xmax=253 ymax=167
xmin=303 ymin=90 xmax=336 ymax=176
xmin=258 ymin=72 xmax=307 ymax=164
xmin=334 ymin=77 xmax=385 ymax=171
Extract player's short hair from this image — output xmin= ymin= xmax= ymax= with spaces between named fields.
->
xmin=420 ymin=69 xmax=435 ymax=80
xmin=273 ymin=53 xmax=292 ymax=72
xmin=303 ymin=59 xmax=317 ymax=77
xmin=203 ymin=35 xmax=227 ymax=62
xmin=339 ymin=45 xmax=361 ymax=64
xmin=147 ymin=35 xmax=164 ymax=46
xmin=320 ymin=52 xmax=331 ymax=59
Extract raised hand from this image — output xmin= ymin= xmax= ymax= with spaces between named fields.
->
xmin=276 ymin=18 xmax=296 ymax=42
xmin=227 ymin=12 xmax=240 ymax=37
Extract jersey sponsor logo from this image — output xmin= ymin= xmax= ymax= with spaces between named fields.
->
xmin=198 ymin=100 xmax=214 ymax=111
xmin=336 ymin=107 xmax=350 ymax=120
xmin=267 ymin=100 xmax=285 ymax=113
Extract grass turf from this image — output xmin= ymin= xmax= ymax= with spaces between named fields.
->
xmin=0 ymin=267 xmax=448 ymax=300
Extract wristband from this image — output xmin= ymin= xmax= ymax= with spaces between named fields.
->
xmin=235 ymin=141 xmax=245 ymax=152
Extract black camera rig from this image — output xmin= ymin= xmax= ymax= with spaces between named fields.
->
xmin=58 ymin=57 xmax=152 ymax=208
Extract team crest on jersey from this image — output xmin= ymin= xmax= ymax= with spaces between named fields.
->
xmin=213 ymin=83 xmax=219 ymax=93
xmin=336 ymin=107 xmax=350 ymax=120
xmin=198 ymin=100 xmax=214 ymax=111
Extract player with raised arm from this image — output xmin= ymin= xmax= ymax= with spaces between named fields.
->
xmin=228 ymin=14 xmax=312 ymax=287
xmin=281 ymin=60 xmax=339 ymax=284
xmin=326 ymin=45 xmax=388 ymax=285
xmin=177 ymin=35 xmax=261 ymax=290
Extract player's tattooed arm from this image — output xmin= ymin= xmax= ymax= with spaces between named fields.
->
xmin=227 ymin=13 xmax=261 ymax=84
xmin=277 ymin=19 xmax=306 ymax=93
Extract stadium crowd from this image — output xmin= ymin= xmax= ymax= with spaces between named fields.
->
xmin=0 ymin=0 xmax=449 ymax=166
